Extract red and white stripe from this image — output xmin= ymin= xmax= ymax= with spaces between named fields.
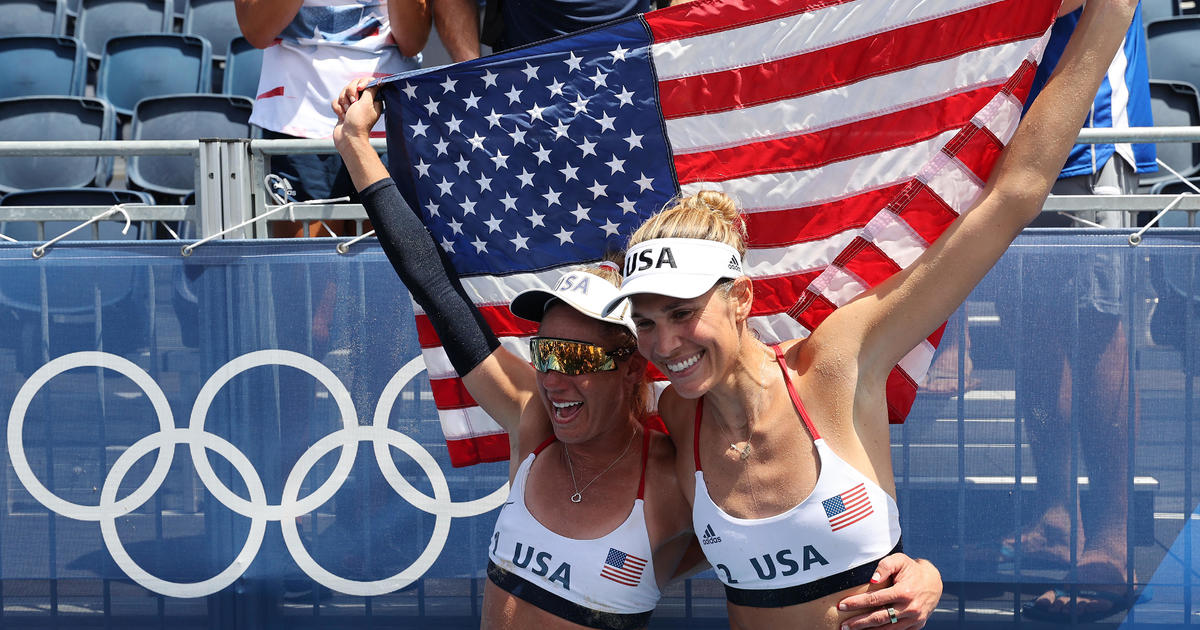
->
xmin=601 ymin=552 xmax=648 ymax=587
xmin=429 ymin=0 xmax=1057 ymax=467
xmin=828 ymin=482 xmax=875 ymax=531
xmin=649 ymin=0 xmax=1053 ymax=423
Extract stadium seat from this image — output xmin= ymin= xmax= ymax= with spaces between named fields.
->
xmin=0 ymin=0 xmax=66 ymax=36
xmin=1142 ymin=0 xmax=1178 ymax=23
xmin=97 ymin=33 xmax=212 ymax=116
xmin=1149 ymin=178 xmax=1200 ymax=205
xmin=74 ymin=0 xmax=172 ymax=61
xmin=0 ymin=188 xmax=152 ymax=372
xmin=223 ymin=36 xmax=262 ymax=98
xmin=1146 ymin=16 xmax=1200 ymax=89
xmin=182 ymin=0 xmax=240 ymax=60
xmin=127 ymin=94 xmax=255 ymax=197
xmin=0 ymin=36 xmax=87 ymax=98
xmin=0 ymin=96 xmax=115 ymax=195
xmin=1141 ymin=80 xmax=1200 ymax=191
xmin=0 ymin=188 xmax=153 ymax=241
xmin=0 ymin=186 xmax=154 ymax=208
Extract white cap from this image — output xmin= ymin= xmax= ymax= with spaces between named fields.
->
xmin=601 ymin=238 xmax=745 ymax=316
xmin=510 ymin=269 xmax=636 ymax=334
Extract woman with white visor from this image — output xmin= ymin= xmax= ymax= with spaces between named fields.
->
xmin=601 ymin=1 xmax=1140 ymax=628
xmin=331 ymin=79 xmax=944 ymax=629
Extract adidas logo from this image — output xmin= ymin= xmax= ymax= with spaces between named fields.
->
xmin=701 ymin=524 xmax=722 ymax=545
xmin=727 ymin=255 xmax=741 ymax=272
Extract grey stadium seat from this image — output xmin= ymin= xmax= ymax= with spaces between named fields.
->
xmin=0 ymin=96 xmax=115 ymax=194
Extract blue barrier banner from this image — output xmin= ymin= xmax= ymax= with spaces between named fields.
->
xmin=0 ymin=231 xmax=1197 ymax=628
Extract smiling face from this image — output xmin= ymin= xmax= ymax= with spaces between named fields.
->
xmin=534 ymin=304 xmax=646 ymax=445
xmin=630 ymin=277 xmax=752 ymax=398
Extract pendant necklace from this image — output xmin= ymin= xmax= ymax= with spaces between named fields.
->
xmin=723 ymin=431 xmax=753 ymax=460
xmin=563 ymin=427 xmax=637 ymax=503
xmin=720 ymin=347 xmax=772 ymax=461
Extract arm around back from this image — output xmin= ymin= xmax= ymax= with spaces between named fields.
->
xmin=234 ymin=0 xmax=304 ymax=49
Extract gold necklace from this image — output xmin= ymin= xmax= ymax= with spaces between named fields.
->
xmin=562 ymin=427 xmax=637 ymax=503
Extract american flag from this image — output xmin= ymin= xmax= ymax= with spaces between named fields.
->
xmin=600 ymin=547 xmax=648 ymax=587
xmin=379 ymin=0 xmax=1059 ymax=467
xmin=822 ymin=482 xmax=875 ymax=532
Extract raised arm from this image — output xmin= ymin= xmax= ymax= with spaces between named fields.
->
xmin=388 ymin=0 xmax=434 ymax=59
xmin=333 ymin=80 xmax=537 ymax=432
xmin=826 ymin=0 xmax=1139 ymax=380
xmin=234 ymin=0 xmax=303 ymax=49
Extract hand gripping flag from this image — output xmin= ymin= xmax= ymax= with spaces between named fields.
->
xmin=379 ymin=0 xmax=1060 ymax=467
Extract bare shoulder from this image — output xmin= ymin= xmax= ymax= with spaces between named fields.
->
xmin=645 ymin=428 xmax=679 ymax=479
xmin=513 ymin=402 xmax=554 ymax=461
xmin=779 ymin=335 xmax=874 ymax=441
xmin=785 ymin=330 xmax=863 ymax=390
xmin=655 ymin=386 xmax=696 ymax=451
xmin=657 ymin=386 xmax=693 ymax=428
xmin=643 ymin=428 xmax=691 ymax=533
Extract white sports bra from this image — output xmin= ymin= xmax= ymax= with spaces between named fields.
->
xmin=488 ymin=429 xmax=660 ymax=629
xmin=691 ymin=345 xmax=902 ymax=607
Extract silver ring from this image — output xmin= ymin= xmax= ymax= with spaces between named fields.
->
xmin=887 ymin=606 xmax=899 ymax=624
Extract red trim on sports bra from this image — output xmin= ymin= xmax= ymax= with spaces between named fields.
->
xmin=773 ymin=344 xmax=821 ymax=441
xmin=636 ymin=426 xmax=651 ymax=501
xmin=532 ymin=434 xmax=557 ymax=456
xmin=693 ymin=344 xmax=822 ymax=473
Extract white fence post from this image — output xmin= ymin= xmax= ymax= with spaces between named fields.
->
xmin=197 ymin=139 xmax=225 ymax=239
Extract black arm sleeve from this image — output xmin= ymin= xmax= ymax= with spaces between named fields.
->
xmin=359 ymin=178 xmax=501 ymax=376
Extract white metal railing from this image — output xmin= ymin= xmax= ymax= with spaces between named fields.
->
xmin=0 ymin=128 xmax=1198 ymax=242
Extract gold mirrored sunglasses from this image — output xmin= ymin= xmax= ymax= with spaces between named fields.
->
xmin=529 ymin=337 xmax=637 ymax=375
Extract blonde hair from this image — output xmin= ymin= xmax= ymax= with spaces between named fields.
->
xmin=580 ymin=258 xmax=623 ymax=287
xmin=627 ymin=190 xmax=747 ymax=257
xmin=564 ymin=258 xmax=649 ymax=418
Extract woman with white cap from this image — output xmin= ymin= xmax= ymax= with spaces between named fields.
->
xmin=601 ymin=1 xmax=1141 ymax=628
xmin=331 ymin=79 xmax=943 ymax=629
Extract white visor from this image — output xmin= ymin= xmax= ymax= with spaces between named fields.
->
xmin=509 ymin=270 xmax=636 ymax=335
xmin=601 ymin=238 xmax=745 ymax=316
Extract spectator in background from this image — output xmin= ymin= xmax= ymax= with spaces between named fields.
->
xmin=236 ymin=0 xmax=431 ymax=237
xmin=482 ymin=0 xmax=649 ymax=53
xmin=434 ymin=0 xmax=686 ymax=63
xmin=920 ymin=311 xmax=978 ymax=395
xmin=997 ymin=0 xmax=1154 ymax=623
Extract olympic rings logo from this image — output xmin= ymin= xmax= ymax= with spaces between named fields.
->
xmin=6 ymin=350 xmax=508 ymax=599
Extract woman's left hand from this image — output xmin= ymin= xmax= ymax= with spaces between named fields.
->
xmin=836 ymin=553 xmax=942 ymax=629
